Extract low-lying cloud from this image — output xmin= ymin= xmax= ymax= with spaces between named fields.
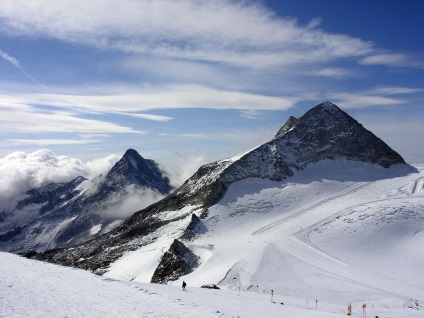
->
xmin=0 ymin=148 xmax=208 ymax=213
xmin=97 ymin=185 xmax=166 ymax=220
xmin=0 ymin=149 xmax=120 ymax=210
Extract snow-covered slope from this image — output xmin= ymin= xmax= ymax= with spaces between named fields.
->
xmin=167 ymin=161 xmax=424 ymax=302
xmin=2 ymin=251 xmax=422 ymax=318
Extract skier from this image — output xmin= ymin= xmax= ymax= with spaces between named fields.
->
xmin=182 ymin=281 xmax=187 ymax=291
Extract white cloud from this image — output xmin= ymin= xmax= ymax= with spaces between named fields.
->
xmin=0 ymin=49 xmax=20 ymax=68
xmin=329 ymin=85 xmax=424 ymax=109
xmin=331 ymin=93 xmax=406 ymax=108
xmin=0 ymin=101 xmax=142 ymax=134
xmin=309 ymin=68 xmax=351 ymax=79
xmin=6 ymin=138 xmax=101 ymax=146
xmin=1 ymin=85 xmax=296 ymax=115
xmin=0 ymin=0 xmax=372 ymax=69
xmin=0 ymin=49 xmax=46 ymax=88
xmin=85 ymin=153 xmax=121 ymax=179
xmin=119 ymin=112 xmax=173 ymax=122
xmin=97 ymin=185 xmax=166 ymax=219
xmin=240 ymin=109 xmax=262 ymax=119
xmin=369 ymin=86 xmax=424 ymax=95
xmin=0 ymin=149 xmax=115 ymax=210
xmin=160 ymin=153 xmax=212 ymax=188
xmin=359 ymin=53 xmax=424 ymax=69
xmin=0 ymin=147 xmax=210 ymax=213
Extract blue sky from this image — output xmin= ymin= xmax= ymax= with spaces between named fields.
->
xmin=0 ymin=0 xmax=423 ymax=173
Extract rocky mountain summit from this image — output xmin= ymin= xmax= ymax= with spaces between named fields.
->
xmin=0 ymin=149 xmax=172 ymax=253
xmin=97 ymin=149 xmax=172 ymax=196
xmin=136 ymin=101 xmax=404 ymax=214
xmin=33 ymin=102 xmax=407 ymax=283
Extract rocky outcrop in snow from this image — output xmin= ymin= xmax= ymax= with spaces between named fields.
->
xmin=151 ymin=239 xmax=199 ymax=284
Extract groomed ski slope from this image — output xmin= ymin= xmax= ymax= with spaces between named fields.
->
xmin=171 ymin=160 xmax=424 ymax=316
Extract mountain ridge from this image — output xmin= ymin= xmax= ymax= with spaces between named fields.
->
xmin=32 ymin=102 xmax=410 ymax=282
xmin=0 ymin=149 xmax=172 ymax=253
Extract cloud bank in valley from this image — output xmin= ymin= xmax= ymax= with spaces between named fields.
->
xmin=98 ymin=185 xmax=166 ymax=220
xmin=0 ymin=149 xmax=120 ymax=210
xmin=0 ymin=148 xmax=207 ymax=213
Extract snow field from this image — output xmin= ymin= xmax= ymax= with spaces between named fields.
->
xmin=1 ymin=252 xmax=375 ymax=318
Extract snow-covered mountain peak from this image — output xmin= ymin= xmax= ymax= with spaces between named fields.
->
xmin=318 ymin=100 xmax=339 ymax=109
xmin=0 ymin=148 xmax=173 ymax=253
xmin=100 ymin=148 xmax=172 ymax=195
xmin=124 ymin=148 xmax=142 ymax=169
xmin=275 ymin=101 xmax=341 ymax=138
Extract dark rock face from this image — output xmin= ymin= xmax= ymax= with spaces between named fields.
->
xmin=151 ymin=239 xmax=199 ymax=284
xmin=272 ymin=102 xmax=405 ymax=169
xmin=32 ymin=101 xmax=407 ymax=280
xmin=18 ymin=176 xmax=87 ymax=215
xmin=180 ymin=214 xmax=207 ymax=240
xmin=97 ymin=149 xmax=172 ymax=196
xmin=275 ymin=116 xmax=299 ymax=137
xmin=0 ymin=149 xmax=172 ymax=254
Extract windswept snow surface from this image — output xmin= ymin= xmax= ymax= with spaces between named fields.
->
xmin=2 ymin=251 xmax=421 ymax=318
xmin=3 ymin=160 xmax=424 ymax=317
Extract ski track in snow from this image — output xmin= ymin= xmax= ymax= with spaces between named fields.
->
xmin=253 ymin=171 xmax=424 ymax=302
xmin=252 ymin=181 xmax=370 ymax=235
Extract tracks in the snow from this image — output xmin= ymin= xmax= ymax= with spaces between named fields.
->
xmin=252 ymin=182 xmax=369 ymax=235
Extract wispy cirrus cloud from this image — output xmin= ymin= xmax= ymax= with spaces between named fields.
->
xmin=5 ymin=138 xmax=101 ymax=146
xmin=332 ymin=94 xmax=405 ymax=108
xmin=368 ymin=86 xmax=424 ymax=95
xmin=0 ymin=49 xmax=46 ymax=88
xmin=0 ymin=101 xmax=142 ymax=134
xmin=0 ymin=0 xmax=373 ymax=70
xmin=359 ymin=53 xmax=424 ymax=69
xmin=1 ymin=85 xmax=297 ymax=113
xmin=329 ymin=85 xmax=423 ymax=108
xmin=309 ymin=68 xmax=352 ymax=79
xmin=240 ymin=109 xmax=263 ymax=119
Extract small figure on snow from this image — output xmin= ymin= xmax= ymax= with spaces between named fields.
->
xmin=182 ymin=281 xmax=187 ymax=291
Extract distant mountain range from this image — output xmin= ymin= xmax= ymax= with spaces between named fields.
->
xmin=0 ymin=149 xmax=172 ymax=253
xmin=32 ymin=101 xmax=410 ymax=285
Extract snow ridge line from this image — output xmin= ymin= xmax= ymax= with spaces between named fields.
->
xmin=252 ymin=182 xmax=370 ymax=235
